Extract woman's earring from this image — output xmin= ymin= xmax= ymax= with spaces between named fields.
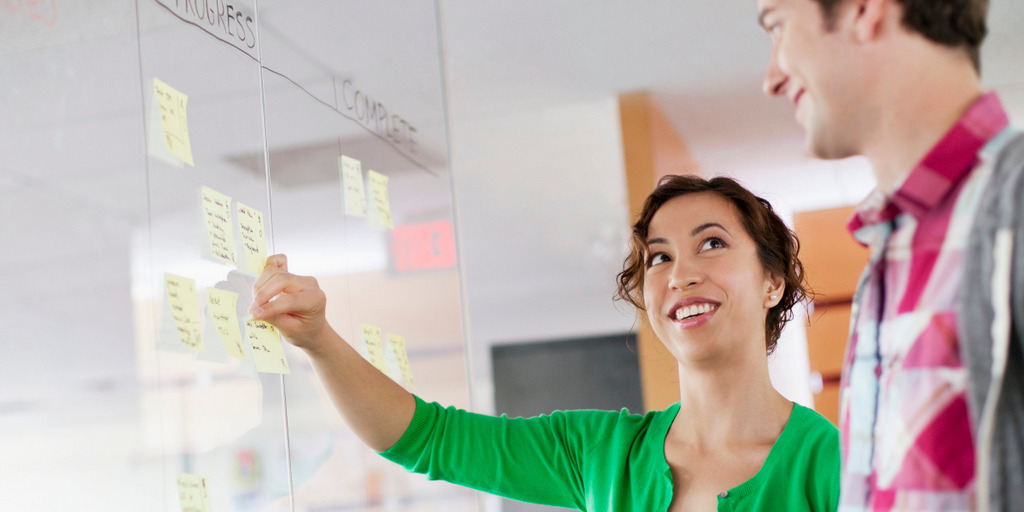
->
xmin=770 ymin=294 xmax=777 ymax=300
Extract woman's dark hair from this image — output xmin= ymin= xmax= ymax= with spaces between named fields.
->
xmin=615 ymin=175 xmax=810 ymax=355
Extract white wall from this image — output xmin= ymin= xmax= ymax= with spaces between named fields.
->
xmin=450 ymin=97 xmax=636 ymax=413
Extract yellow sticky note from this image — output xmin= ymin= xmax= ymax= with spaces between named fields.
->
xmin=367 ymin=170 xmax=393 ymax=229
xmin=387 ymin=333 xmax=415 ymax=388
xmin=200 ymin=186 xmax=237 ymax=266
xmin=208 ymin=288 xmax=247 ymax=361
xmin=153 ymin=78 xmax=194 ymax=167
xmin=236 ymin=202 xmax=267 ymax=275
xmin=164 ymin=273 xmax=205 ymax=351
xmin=176 ymin=473 xmax=213 ymax=512
xmin=339 ymin=155 xmax=367 ymax=218
xmin=361 ymin=324 xmax=387 ymax=373
xmin=245 ymin=320 xmax=290 ymax=374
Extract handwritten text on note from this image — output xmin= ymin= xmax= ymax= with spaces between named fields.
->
xmin=208 ymin=288 xmax=247 ymax=361
xmin=164 ymin=273 xmax=204 ymax=351
xmin=176 ymin=473 xmax=213 ymax=512
xmin=153 ymin=78 xmax=194 ymax=166
xmin=361 ymin=324 xmax=387 ymax=373
xmin=387 ymin=333 xmax=415 ymax=388
xmin=200 ymin=186 xmax=236 ymax=266
xmin=339 ymin=155 xmax=367 ymax=218
xmin=236 ymin=202 xmax=267 ymax=275
xmin=245 ymin=320 xmax=290 ymax=374
xmin=368 ymin=170 xmax=394 ymax=229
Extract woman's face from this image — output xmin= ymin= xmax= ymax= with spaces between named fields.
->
xmin=642 ymin=192 xmax=783 ymax=365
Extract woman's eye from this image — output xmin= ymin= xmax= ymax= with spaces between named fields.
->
xmin=647 ymin=253 xmax=670 ymax=267
xmin=699 ymin=237 xmax=726 ymax=252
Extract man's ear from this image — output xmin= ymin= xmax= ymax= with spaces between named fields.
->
xmin=852 ymin=0 xmax=889 ymax=43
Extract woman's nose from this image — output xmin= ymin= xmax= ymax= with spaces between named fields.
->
xmin=668 ymin=261 xmax=702 ymax=291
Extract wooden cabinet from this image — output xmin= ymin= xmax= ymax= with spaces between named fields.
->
xmin=794 ymin=206 xmax=869 ymax=424
xmin=805 ymin=302 xmax=852 ymax=377
xmin=794 ymin=206 xmax=869 ymax=303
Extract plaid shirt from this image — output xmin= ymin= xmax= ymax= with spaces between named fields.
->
xmin=838 ymin=93 xmax=1010 ymax=511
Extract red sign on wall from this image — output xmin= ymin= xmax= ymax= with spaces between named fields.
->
xmin=390 ymin=219 xmax=457 ymax=273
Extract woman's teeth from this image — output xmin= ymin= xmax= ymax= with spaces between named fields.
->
xmin=675 ymin=303 xmax=716 ymax=320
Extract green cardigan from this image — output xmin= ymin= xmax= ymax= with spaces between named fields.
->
xmin=381 ymin=395 xmax=840 ymax=511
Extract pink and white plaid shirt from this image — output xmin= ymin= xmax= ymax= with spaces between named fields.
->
xmin=838 ymin=93 xmax=1011 ymax=511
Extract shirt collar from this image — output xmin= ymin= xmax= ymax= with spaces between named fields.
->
xmin=848 ymin=92 xmax=1009 ymax=241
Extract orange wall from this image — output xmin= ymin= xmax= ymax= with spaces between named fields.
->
xmin=618 ymin=91 xmax=699 ymax=411
xmin=794 ymin=205 xmax=869 ymax=424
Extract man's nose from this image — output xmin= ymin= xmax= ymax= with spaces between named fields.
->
xmin=762 ymin=51 xmax=788 ymax=97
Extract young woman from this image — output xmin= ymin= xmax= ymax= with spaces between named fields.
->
xmin=250 ymin=175 xmax=840 ymax=511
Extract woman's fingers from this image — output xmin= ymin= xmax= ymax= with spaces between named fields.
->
xmin=250 ymin=272 xmax=294 ymax=313
xmin=253 ymin=254 xmax=288 ymax=292
xmin=248 ymin=255 xmax=329 ymax=348
xmin=249 ymin=288 xmax=297 ymax=321
xmin=251 ymin=263 xmax=314 ymax=313
xmin=266 ymin=253 xmax=288 ymax=272
xmin=251 ymin=281 xmax=324 ymax=320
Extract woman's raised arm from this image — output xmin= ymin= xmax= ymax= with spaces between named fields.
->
xmin=249 ymin=254 xmax=415 ymax=452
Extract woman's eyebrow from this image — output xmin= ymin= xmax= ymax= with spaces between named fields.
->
xmin=691 ymin=222 xmax=728 ymax=236
xmin=646 ymin=223 xmax=728 ymax=245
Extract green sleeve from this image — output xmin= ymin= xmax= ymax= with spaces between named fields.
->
xmin=379 ymin=395 xmax=594 ymax=509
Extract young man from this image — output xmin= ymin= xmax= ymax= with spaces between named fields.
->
xmin=757 ymin=0 xmax=1024 ymax=510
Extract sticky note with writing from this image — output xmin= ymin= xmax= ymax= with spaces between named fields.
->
xmin=339 ymin=155 xmax=367 ymax=218
xmin=176 ymin=473 xmax=213 ymax=512
xmin=245 ymin=320 xmax=290 ymax=374
xmin=367 ymin=170 xmax=394 ymax=229
xmin=164 ymin=273 xmax=205 ymax=351
xmin=153 ymin=78 xmax=194 ymax=167
xmin=207 ymin=288 xmax=247 ymax=361
xmin=387 ymin=333 xmax=415 ymax=388
xmin=361 ymin=324 xmax=387 ymax=373
xmin=236 ymin=201 xmax=267 ymax=275
xmin=200 ymin=186 xmax=237 ymax=266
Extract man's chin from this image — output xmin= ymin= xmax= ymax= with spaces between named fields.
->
xmin=807 ymin=132 xmax=856 ymax=161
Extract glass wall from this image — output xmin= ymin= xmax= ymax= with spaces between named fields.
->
xmin=0 ymin=1 xmax=473 ymax=510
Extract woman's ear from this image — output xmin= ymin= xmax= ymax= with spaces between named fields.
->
xmin=765 ymin=273 xmax=786 ymax=308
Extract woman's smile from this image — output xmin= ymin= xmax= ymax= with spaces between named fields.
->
xmin=669 ymin=299 xmax=720 ymax=329
xmin=642 ymin=192 xmax=781 ymax=361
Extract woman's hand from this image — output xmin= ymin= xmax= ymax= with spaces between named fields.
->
xmin=249 ymin=254 xmax=416 ymax=451
xmin=249 ymin=254 xmax=330 ymax=352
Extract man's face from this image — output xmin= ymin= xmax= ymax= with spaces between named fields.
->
xmin=758 ymin=0 xmax=867 ymax=159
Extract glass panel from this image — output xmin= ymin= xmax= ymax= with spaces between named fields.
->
xmin=258 ymin=1 xmax=475 ymax=509
xmin=0 ymin=2 xmax=160 ymax=510
xmin=1 ymin=1 xmax=472 ymax=510
xmin=134 ymin=1 xmax=295 ymax=510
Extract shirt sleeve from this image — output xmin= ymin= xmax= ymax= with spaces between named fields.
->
xmin=379 ymin=395 xmax=591 ymax=509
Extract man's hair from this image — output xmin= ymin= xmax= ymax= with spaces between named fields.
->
xmin=814 ymin=0 xmax=988 ymax=73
